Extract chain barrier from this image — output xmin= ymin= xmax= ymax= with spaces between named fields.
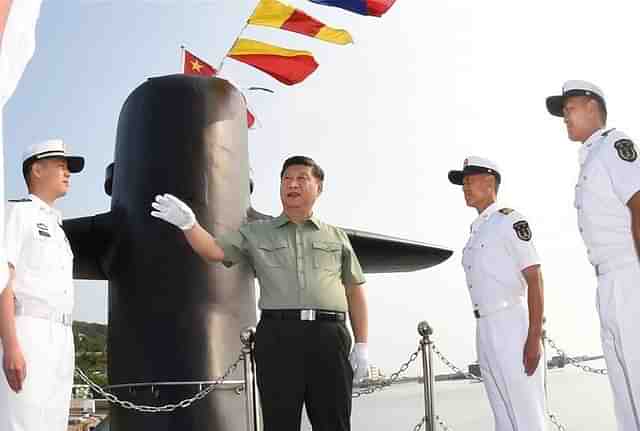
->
xmin=547 ymin=412 xmax=567 ymax=431
xmin=411 ymin=414 xmax=453 ymax=431
xmin=544 ymin=335 xmax=608 ymax=375
xmin=431 ymin=343 xmax=482 ymax=381
xmin=413 ymin=416 xmax=426 ymax=431
xmin=74 ymin=354 xmax=244 ymax=413
xmin=430 ymin=342 xmax=569 ymax=431
xmin=352 ymin=344 xmax=421 ymax=398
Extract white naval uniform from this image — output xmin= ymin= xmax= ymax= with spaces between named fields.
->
xmin=0 ymin=194 xmax=75 ymax=431
xmin=462 ymin=202 xmax=545 ymax=431
xmin=575 ymin=128 xmax=640 ymax=430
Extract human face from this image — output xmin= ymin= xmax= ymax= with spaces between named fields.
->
xmin=280 ymin=164 xmax=322 ymax=215
xmin=462 ymin=174 xmax=494 ymax=211
xmin=562 ymin=96 xmax=600 ymax=142
xmin=34 ymin=157 xmax=71 ymax=198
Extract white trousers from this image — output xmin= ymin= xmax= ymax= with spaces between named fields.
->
xmin=477 ymin=303 xmax=546 ymax=431
xmin=0 ymin=316 xmax=74 ymax=431
xmin=597 ymin=264 xmax=640 ymax=431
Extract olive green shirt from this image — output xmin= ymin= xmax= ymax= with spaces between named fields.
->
xmin=217 ymin=213 xmax=366 ymax=312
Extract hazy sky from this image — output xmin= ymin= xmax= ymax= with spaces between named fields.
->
xmin=5 ymin=0 xmax=640 ymax=374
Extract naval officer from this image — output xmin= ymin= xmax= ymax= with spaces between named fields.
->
xmin=151 ymin=155 xmax=369 ymax=431
xmin=547 ymin=81 xmax=640 ymax=430
xmin=0 ymin=139 xmax=84 ymax=431
xmin=449 ymin=156 xmax=546 ymax=430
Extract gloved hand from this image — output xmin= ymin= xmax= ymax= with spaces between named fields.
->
xmin=349 ymin=342 xmax=369 ymax=382
xmin=150 ymin=194 xmax=196 ymax=230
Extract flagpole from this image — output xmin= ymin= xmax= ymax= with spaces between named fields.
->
xmin=218 ymin=0 xmax=260 ymax=73
xmin=180 ymin=44 xmax=185 ymax=73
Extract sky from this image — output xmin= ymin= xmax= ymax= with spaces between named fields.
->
xmin=5 ymin=0 xmax=640 ymax=375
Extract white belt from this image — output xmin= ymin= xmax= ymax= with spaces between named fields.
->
xmin=15 ymin=298 xmax=73 ymax=327
xmin=594 ymin=257 xmax=638 ymax=277
xmin=473 ymin=296 xmax=525 ymax=319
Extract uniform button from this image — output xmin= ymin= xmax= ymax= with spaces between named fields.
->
xmin=583 ymin=176 xmax=587 ymax=180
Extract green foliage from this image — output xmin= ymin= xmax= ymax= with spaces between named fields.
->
xmin=73 ymin=321 xmax=108 ymax=387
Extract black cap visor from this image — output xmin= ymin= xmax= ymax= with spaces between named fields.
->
xmin=448 ymin=166 xmax=500 ymax=185
xmin=546 ymin=95 xmax=564 ymax=117
xmin=546 ymin=89 xmax=607 ymax=118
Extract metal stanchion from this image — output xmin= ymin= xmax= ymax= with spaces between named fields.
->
xmin=241 ymin=327 xmax=259 ymax=431
xmin=418 ymin=321 xmax=435 ymax=431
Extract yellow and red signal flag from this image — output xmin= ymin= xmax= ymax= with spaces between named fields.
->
xmin=248 ymin=0 xmax=352 ymax=45
xmin=182 ymin=49 xmax=256 ymax=129
xmin=308 ymin=0 xmax=396 ymax=17
xmin=227 ymin=38 xmax=318 ymax=86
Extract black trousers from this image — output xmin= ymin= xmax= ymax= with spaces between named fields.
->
xmin=254 ymin=318 xmax=354 ymax=431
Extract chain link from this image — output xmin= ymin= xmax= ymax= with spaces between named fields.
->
xmin=432 ymin=341 xmax=569 ymax=430
xmin=544 ymin=335 xmax=608 ymax=375
xmin=352 ymin=344 xmax=421 ymax=398
xmin=411 ymin=414 xmax=453 ymax=431
xmin=74 ymin=354 xmax=244 ymax=413
xmin=431 ymin=342 xmax=482 ymax=381
xmin=413 ymin=416 xmax=426 ymax=431
xmin=547 ymin=411 xmax=567 ymax=431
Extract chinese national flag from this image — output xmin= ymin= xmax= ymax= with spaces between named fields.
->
xmin=182 ymin=48 xmax=256 ymax=129
xmin=183 ymin=49 xmax=217 ymax=76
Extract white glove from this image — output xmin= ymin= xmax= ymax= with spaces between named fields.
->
xmin=150 ymin=194 xmax=196 ymax=230
xmin=349 ymin=342 xmax=369 ymax=382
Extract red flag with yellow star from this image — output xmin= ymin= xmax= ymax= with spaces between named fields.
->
xmin=182 ymin=48 xmax=256 ymax=129
xmin=183 ymin=49 xmax=217 ymax=76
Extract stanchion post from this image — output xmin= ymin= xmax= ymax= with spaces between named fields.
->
xmin=418 ymin=321 xmax=435 ymax=431
xmin=241 ymin=327 xmax=259 ymax=431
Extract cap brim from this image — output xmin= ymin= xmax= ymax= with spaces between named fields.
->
xmin=66 ymin=156 xmax=85 ymax=173
xmin=448 ymin=170 xmax=464 ymax=185
xmin=546 ymin=95 xmax=564 ymax=117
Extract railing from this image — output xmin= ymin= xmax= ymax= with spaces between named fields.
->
xmin=74 ymin=322 xmax=608 ymax=430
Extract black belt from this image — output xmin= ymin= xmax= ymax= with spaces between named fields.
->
xmin=261 ymin=309 xmax=346 ymax=322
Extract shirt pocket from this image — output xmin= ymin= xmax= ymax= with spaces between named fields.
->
xmin=312 ymin=241 xmax=342 ymax=272
xmin=256 ymin=240 xmax=289 ymax=268
xmin=24 ymin=228 xmax=60 ymax=274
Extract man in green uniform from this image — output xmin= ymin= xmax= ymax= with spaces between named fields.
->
xmin=151 ymin=155 xmax=369 ymax=431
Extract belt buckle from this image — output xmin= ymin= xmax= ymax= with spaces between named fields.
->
xmin=300 ymin=309 xmax=316 ymax=321
xmin=595 ymin=265 xmax=601 ymax=277
xmin=473 ymin=309 xmax=480 ymax=319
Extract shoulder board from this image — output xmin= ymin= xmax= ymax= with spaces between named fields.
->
xmin=8 ymin=198 xmax=31 ymax=203
xmin=602 ymin=128 xmax=616 ymax=137
xmin=499 ymin=208 xmax=514 ymax=215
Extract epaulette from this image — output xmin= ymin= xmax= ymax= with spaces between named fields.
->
xmin=499 ymin=208 xmax=514 ymax=215
xmin=602 ymin=128 xmax=616 ymax=137
xmin=8 ymin=198 xmax=31 ymax=203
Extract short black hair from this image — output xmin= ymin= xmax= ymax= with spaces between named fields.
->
xmin=22 ymin=160 xmax=34 ymax=187
xmin=280 ymin=156 xmax=324 ymax=182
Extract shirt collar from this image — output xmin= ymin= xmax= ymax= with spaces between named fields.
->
xmin=29 ymin=193 xmax=62 ymax=224
xmin=579 ymin=127 xmax=605 ymax=165
xmin=470 ymin=202 xmax=499 ymax=233
xmin=274 ymin=212 xmax=321 ymax=230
